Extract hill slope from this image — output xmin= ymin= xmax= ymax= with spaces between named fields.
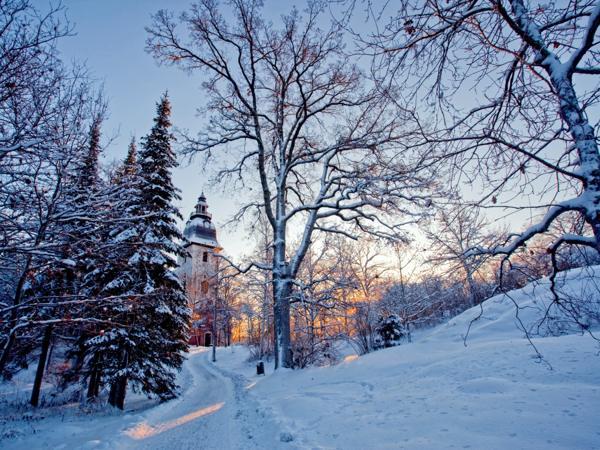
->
xmin=217 ymin=266 xmax=600 ymax=449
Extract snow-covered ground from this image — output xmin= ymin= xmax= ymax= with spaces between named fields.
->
xmin=217 ymin=267 xmax=600 ymax=449
xmin=1 ymin=266 xmax=599 ymax=449
xmin=0 ymin=347 xmax=290 ymax=449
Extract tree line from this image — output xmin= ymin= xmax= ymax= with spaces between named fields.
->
xmin=0 ymin=0 xmax=188 ymax=409
xmin=217 ymin=207 xmax=599 ymax=366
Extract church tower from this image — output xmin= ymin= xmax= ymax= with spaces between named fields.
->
xmin=178 ymin=193 xmax=221 ymax=346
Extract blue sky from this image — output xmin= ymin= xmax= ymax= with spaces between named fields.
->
xmin=55 ymin=0 xmax=254 ymax=257
xmin=45 ymin=0 xmax=584 ymax=266
xmin=49 ymin=0 xmax=521 ymax=265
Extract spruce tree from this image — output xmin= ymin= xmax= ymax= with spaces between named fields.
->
xmin=133 ymin=92 xmax=190 ymax=400
xmin=28 ymin=111 xmax=107 ymax=405
xmin=84 ymin=94 xmax=189 ymax=409
xmin=113 ymin=137 xmax=138 ymax=183
xmin=59 ymin=113 xmax=110 ymax=401
xmin=80 ymin=118 xmax=102 ymax=187
xmin=82 ymin=145 xmax=144 ymax=408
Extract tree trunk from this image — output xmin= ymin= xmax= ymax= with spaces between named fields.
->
xmin=509 ymin=0 xmax=600 ymax=251
xmin=71 ymin=336 xmax=87 ymax=378
xmin=261 ymin=280 xmax=269 ymax=359
xmin=587 ymin=214 xmax=600 ymax=251
xmin=108 ymin=378 xmax=118 ymax=406
xmin=0 ymin=333 xmax=16 ymax=378
xmin=109 ymin=350 xmax=128 ymax=410
xmin=86 ymin=353 xmax=101 ymax=400
xmin=45 ymin=342 xmax=55 ymax=375
xmin=273 ymin=277 xmax=293 ymax=369
xmin=212 ymin=295 xmax=217 ymax=362
xmin=464 ymin=266 xmax=479 ymax=307
xmin=0 ymin=258 xmax=33 ymax=376
xmin=30 ymin=325 xmax=53 ymax=407
xmin=551 ymin=75 xmax=600 ymax=250
xmin=109 ymin=376 xmax=127 ymax=410
xmin=115 ymin=376 xmax=127 ymax=410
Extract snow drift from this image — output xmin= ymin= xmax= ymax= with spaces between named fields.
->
xmin=223 ymin=265 xmax=600 ymax=449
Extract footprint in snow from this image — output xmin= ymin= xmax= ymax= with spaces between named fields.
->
xmin=458 ymin=377 xmax=510 ymax=395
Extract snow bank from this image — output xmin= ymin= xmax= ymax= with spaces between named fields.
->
xmin=219 ymin=266 xmax=600 ymax=449
xmin=1 ymin=266 xmax=599 ymax=449
xmin=427 ymin=265 xmax=600 ymax=343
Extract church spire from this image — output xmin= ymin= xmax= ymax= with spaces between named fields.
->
xmin=191 ymin=192 xmax=212 ymax=221
xmin=183 ymin=192 xmax=219 ymax=248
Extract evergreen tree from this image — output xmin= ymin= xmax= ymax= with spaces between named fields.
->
xmin=83 ymin=94 xmax=189 ymax=409
xmin=81 ymin=147 xmax=144 ymax=407
xmin=113 ymin=137 xmax=138 ymax=183
xmin=375 ymin=315 xmax=404 ymax=349
xmin=80 ymin=118 xmax=102 ymax=188
xmin=16 ymin=105 xmax=108 ymax=405
xmin=132 ymin=92 xmax=190 ymax=401
xmin=59 ymin=111 xmax=110 ymax=402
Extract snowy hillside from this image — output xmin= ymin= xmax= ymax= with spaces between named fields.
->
xmin=427 ymin=265 xmax=600 ymax=343
xmin=217 ymin=266 xmax=600 ymax=449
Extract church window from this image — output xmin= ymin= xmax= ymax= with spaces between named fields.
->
xmin=203 ymin=251 xmax=208 ymax=262
xmin=201 ymin=280 xmax=209 ymax=294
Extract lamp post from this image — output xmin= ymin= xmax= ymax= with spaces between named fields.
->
xmin=212 ymin=292 xmax=217 ymax=363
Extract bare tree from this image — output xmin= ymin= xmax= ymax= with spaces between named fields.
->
xmin=425 ymin=206 xmax=494 ymax=306
xmin=0 ymin=68 xmax=105 ymax=378
xmin=327 ymin=236 xmax=391 ymax=354
xmin=240 ymin=212 xmax=275 ymax=360
xmin=291 ymin=242 xmax=343 ymax=367
xmin=147 ymin=0 xmax=432 ymax=368
xmin=380 ymin=276 xmax=455 ymax=337
xmin=360 ymin=0 xmax=600 ymax=264
xmin=0 ymin=0 xmax=71 ymax=157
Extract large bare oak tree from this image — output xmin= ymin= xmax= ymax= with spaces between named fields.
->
xmin=147 ymin=0 xmax=432 ymax=368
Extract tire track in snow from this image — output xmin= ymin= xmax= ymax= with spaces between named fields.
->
xmin=116 ymin=348 xmax=294 ymax=449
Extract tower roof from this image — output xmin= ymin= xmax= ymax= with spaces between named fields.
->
xmin=183 ymin=193 xmax=219 ymax=248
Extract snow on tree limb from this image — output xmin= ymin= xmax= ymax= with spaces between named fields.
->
xmin=147 ymin=0 xmax=436 ymax=368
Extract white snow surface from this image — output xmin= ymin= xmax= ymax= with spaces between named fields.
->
xmin=217 ymin=267 xmax=600 ymax=449
xmin=1 ymin=266 xmax=600 ymax=449
xmin=185 ymin=236 xmax=219 ymax=248
xmin=0 ymin=348 xmax=290 ymax=449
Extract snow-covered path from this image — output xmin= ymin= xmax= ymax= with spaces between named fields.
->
xmin=117 ymin=347 xmax=291 ymax=450
xmin=1 ymin=347 xmax=293 ymax=450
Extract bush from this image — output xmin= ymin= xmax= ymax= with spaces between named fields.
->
xmin=375 ymin=315 xmax=405 ymax=348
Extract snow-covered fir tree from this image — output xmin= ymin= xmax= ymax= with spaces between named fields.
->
xmin=57 ymin=111 xmax=112 ymax=402
xmin=375 ymin=315 xmax=404 ymax=349
xmin=113 ymin=137 xmax=138 ymax=183
xmin=132 ymin=92 xmax=189 ymax=402
xmin=83 ymin=94 xmax=189 ymax=409
xmin=80 ymin=140 xmax=144 ymax=407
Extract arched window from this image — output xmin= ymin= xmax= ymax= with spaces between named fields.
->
xmin=203 ymin=251 xmax=208 ymax=262
xmin=201 ymin=280 xmax=209 ymax=295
